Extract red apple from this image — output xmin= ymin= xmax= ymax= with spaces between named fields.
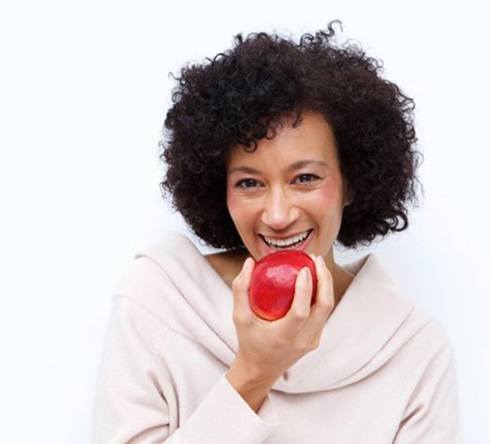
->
xmin=249 ymin=250 xmax=318 ymax=321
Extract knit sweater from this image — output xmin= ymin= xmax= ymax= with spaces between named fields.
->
xmin=91 ymin=231 xmax=462 ymax=443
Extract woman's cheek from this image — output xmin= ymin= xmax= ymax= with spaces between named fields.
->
xmin=227 ymin=191 xmax=253 ymax=219
xmin=298 ymin=185 xmax=333 ymax=206
xmin=226 ymin=191 xmax=238 ymax=217
xmin=316 ymin=180 xmax=342 ymax=205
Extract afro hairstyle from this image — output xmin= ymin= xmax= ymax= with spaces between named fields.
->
xmin=159 ymin=20 xmax=424 ymax=251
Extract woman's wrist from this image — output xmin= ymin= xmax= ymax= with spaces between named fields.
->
xmin=226 ymin=356 xmax=279 ymax=413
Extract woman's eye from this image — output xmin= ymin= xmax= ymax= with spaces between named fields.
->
xmin=235 ymin=178 xmax=260 ymax=188
xmin=295 ymin=174 xmax=320 ymax=184
xmin=234 ymin=174 xmax=320 ymax=189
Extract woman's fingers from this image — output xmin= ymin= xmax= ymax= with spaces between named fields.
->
xmin=301 ymin=254 xmax=335 ymax=334
xmin=233 ymin=254 xmax=334 ymax=340
xmin=281 ymin=266 xmax=314 ymax=326
xmin=231 ymin=257 xmax=255 ymax=322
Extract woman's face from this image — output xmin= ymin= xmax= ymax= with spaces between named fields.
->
xmin=226 ymin=111 xmax=351 ymax=264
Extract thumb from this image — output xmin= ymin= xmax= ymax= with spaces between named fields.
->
xmin=231 ymin=257 xmax=256 ymax=317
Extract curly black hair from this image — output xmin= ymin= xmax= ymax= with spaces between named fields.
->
xmin=159 ymin=20 xmax=424 ymax=251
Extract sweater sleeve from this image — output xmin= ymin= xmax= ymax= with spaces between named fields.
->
xmin=91 ymin=295 xmax=279 ymax=444
xmin=393 ymin=338 xmax=463 ymax=444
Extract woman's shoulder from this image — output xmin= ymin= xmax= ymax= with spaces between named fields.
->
xmin=111 ymin=232 xmax=207 ymax=305
xmin=110 ymin=232 xmax=233 ymax=330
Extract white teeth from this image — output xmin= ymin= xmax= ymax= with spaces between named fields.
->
xmin=263 ymin=230 xmax=310 ymax=248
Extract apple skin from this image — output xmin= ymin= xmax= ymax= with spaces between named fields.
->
xmin=249 ymin=250 xmax=318 ymax=321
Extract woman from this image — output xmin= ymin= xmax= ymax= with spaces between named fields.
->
xmin=91 ymin=21 xmax=461 ymax=443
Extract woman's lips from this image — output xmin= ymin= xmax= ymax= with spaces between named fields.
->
xmin=259 ymin=229 xmax=313 ymax=255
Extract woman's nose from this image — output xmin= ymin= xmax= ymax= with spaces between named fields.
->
xmin=261 ymin=187 xmax=298 ymax=230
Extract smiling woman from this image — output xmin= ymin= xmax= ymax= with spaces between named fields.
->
xmin=91 ymin=20 xmax=462 ymax=444
xmin=225 ymin=111 xmax=355 ymax=305
xmin=226 ymin=112 xmax=348 ymax=261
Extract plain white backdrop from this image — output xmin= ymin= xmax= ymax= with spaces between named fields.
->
xmin=1 ymin=0 xmax=489 ymax=442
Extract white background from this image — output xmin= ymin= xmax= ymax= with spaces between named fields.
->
xmin=1 ymin=1 xmax=489 ymax=442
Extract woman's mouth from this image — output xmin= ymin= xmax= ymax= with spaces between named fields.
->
xmin=259 ymin=229 xmax=313 ymax=253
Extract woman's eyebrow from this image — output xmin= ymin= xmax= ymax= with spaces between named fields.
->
xmin=227 ymin=159 xmax=328 ymax=175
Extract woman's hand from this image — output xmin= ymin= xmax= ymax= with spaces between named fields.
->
xmin=230 ymin=253 xmax=335 ymax=384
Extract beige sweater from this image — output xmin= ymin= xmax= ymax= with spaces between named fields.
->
xmin=91 ymin=232 xmax=462 ymax=443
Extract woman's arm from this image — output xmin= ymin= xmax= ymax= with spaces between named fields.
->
xmin=91 ymin=295 xmax=278 ymax=444
xmin=226 ymin=354 xmax=279 ymax=413
xmin=393 ymin=340 xmax=463 ymax=443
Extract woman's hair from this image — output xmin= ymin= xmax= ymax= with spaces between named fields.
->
xmin=159 ymin=20 xmax=424 ymax=251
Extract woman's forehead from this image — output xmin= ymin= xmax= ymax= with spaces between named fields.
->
xmin=226 ymin=113 xmax=338 ymax=171
xmin=227 ymin=157 xmax=331 ymax=176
